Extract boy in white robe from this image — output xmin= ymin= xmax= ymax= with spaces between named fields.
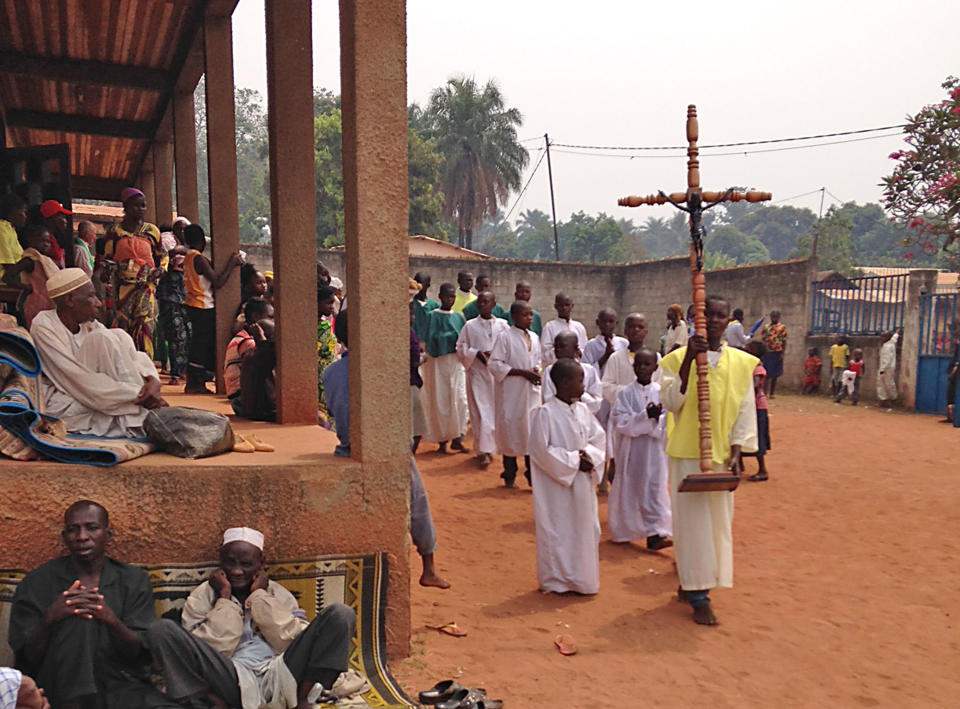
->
xmin=421 ymin=283 xmax=468 ymax=453
xmin=542 ymin=331 xmax=602 ymax=416
xmin=457 ymin=291 xmax=510 ymax=468
xmin=541 ymin=292 xmax=589 ymax=366
xmin=610 ymin=347 xmax=672 ymax=549
xmin=489 ymin=301 xmax=542 ymax=487
xmin=528 ymin=358 xmax=606 ymax=594
xmin=659 ymin=295 xmax=758 ymax=626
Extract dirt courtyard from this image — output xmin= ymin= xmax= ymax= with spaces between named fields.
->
xmin=394 ymin=394 xmax=959 ymax=707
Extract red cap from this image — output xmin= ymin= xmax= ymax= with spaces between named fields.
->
xmin=40 ymin=200 xmax=72 ymax=219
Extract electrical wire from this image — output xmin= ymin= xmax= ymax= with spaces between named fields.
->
xmin=504 ymin=149 xmax=547 ymax=222
xmin=825 ymin=188 xmax=846 ymax=204
xmin=551 ymin=124 xmax=906 ymax=151
xmin=771 ymin=188 xmax=826 ymax=204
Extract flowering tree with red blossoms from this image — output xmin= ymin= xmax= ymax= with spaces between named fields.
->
xmin=882 ymin=76 xmax=960 ymax=265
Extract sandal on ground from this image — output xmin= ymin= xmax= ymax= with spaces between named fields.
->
xmin=435 ymin=688 xmax=472 ymax=709
xmin=246 ymin=434 xmax=274 ymax=452
xmin=232 ymin=434 xmax=255 ymax=453
xmin=748 ymin=472 xmax=768 ymax=482
xmin=554 ymin=633 xmax=577 ymax=656
xmin=419 ymin=680 xmax=464 ymax=705
xmin=461 ymin=692 xmax=503 ymax=709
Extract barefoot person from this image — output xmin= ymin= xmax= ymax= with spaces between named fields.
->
xmin=528 ymin=359 xmax=606 ymax=594
xmin=148 ymin=527 xmax=356 ymax=709
xmin=421 ymin=283 xmax=469 ymax=454
xmin=30 ymin=269 xmax=167 ymax=437
xmin=8 ymin=501 xmax=179 ymax=709
xmin=457 ymin=291 xmax=510 ymax=468
xmin=659 ymin=295 xmax=758 ymax=625
xmin=609 ymin=348 xmax=672 ymax=550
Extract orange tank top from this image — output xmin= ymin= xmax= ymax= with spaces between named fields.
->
xmin=184 ymin=250 xmax=214 ymax=309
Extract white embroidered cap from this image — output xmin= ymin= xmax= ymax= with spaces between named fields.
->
xmin=222 ymin=527 xmax=265 ymax=550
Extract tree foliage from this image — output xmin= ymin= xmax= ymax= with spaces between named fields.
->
xmin=882 ymin=76 xmax=960 ymax=264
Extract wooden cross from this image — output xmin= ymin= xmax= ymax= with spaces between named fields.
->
xmin=618 ymin=105 xmax=771 ymax=492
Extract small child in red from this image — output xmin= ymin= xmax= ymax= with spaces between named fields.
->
xmin=836 ymin=348 xmax=864 ymax=405
xmin=802 ymin=347 xmax=822 ymax=394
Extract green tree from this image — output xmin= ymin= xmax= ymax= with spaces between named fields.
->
xmin=313 ymin=110 xmax=344 ymax=247
xmin=706 ymin=224 xmax=770 ymax=264
xmin=790 ymin=207 xmax=854 ymax=274
xmin=407 ymin=129 xmax=447 ymax=238
xmin=425 ymin=76 xmax=529 ymax=250
xmin=562 ymin=211 xmax=625 ymax=264
xmin=636 ymin=213 xmax=688 ymax=258
xmin=735 ymin=205 xmax=817 ymax=261
xmin=703 ymin=251 xmax=736 ymax=270
xmin=882 ymin=75 xmax=960 ymax=265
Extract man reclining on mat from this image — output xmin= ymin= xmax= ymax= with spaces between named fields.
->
xmin=29 ymin=268 xmax=167 ymax=438
xmin=147 ymin=527 xmax=356 ymax=709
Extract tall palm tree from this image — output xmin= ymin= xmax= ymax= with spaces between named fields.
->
xmin=426 ymin=77 xmax=529 ymax=249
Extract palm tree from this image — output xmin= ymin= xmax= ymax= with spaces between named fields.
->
xmin=426 ymin=77 xmax=529 ymax=249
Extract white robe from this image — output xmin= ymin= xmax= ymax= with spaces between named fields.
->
xmin=660 ymin=348 xmax=757 ymax=591
xmin=422 ymin=353 xmax=467 ymax=442
xmin=609 ymin=381 xmax=671 ymax=542
xmin=600 ymin=347 xmax=661 ymax=457
xmin=30 ymin=309 xmax=155 ymax=437
xmin=488 ymin=327 xmax=541 ymax=457
xmin=457 ymin=316 xmax=510 ymax=454
xmin=528 ymin=398 xmax=606 ymax=594
xmin=540 ymin=317 xmax=589 ymax=366
xmin=582 ymin=334 xmax=628 ymax=429
xmin=877 ymin=332 xmax=899 ymax=400
xmin=542 ymin=360 xmax=603 ymax=416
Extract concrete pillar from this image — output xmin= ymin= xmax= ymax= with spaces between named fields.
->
xmin=265 ymin=0 xmax=318 ymax=424
xmin=173 ymin=90 xmax=200 ymax=222
xmin=140 ymin=149 xmax=157 ymax=225
xmin=340 ymin=0 xmax=411 ymax=657
xmin=900 ymin=269 xmax=939 ymax=408
xmin=203 ymin=10 xmax=241 ymax=395
xmin=153 ymin=139 xmax=174 ymax=227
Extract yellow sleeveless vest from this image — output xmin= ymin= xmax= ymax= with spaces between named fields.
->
xmin=660 ymin=346 xmax=758 ymax=464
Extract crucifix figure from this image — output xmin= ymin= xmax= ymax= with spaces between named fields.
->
xmin=618 ymin=105 xmax=771 ymax=492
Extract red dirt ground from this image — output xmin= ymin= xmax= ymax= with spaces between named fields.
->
xmin=394 ymin=394 xmax=960 ymax=707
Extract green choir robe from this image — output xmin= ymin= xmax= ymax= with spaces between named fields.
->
xmin=507 ymin=307 xmax=543 ymax=336
xmin=461 ymin=300 xmax=508 ymax=322
xmin=424 ymin=309 xmax=465 ymax=358
xmin=413 ymin=297 xmax=440 ymax=341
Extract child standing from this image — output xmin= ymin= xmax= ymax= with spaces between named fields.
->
xmin=457 ymin=290 xmax=510 ymax=468
xmin=507 ymin=281 xmax=543 ymax=335
xmin=422 ymin=283 xmax=468 ymax=454
xmin=609 ymin=347 xmax=672 ymax=549
xmin=540 ymin=292 xmax=588 ymax=365
xmin=10 ymin=224 xmax=59 ymax=328
xmin=489 ymin=301 xmax=542 ymax=487
xmin=542 ymin=331 xmax=602 ymax=415
xmin=836 ymin=347 xmax=865 ymax=405
xmin=156 ymin=247 xmax=189 ymax=385
xmin=528 ymin=358 xmax=606 ymax=594
xmin=183 ymin=224 xmax=241 ymax=393
xmin=742 ymin=340 xmax=772 ymax=481
xmin=802 ymin=346 xmax=822 ymax=395
xmin=829 ymin=334 xmax=850 ymax=397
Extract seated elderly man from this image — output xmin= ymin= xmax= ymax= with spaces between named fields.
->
xmin=148 ymin=528 xmax=356 ymax=709
xmin=7 ymin=501 xmax=179 ymax=709
xmin=29 ymin=268 xmax=166 ymax=437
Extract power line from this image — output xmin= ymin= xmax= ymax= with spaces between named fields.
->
xmin=504 ymin=148 xmax=547 ymax=222
xmin=772 ymin=188 xmax=827 ymax=204
xmin=550 ymin=123 xmax=906 ymax=151
xmin=825 ymin=188 xmax=846 ymax=204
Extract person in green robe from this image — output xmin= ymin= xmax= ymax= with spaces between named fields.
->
xmin=506 ymin=280 xmax=543 ymax=335
xmin=412 ymin=271 xmax=440 ymax=341
xmin=461 ymin=275 xmax=509 ymax=321
xmin=422 ymin=283 xmax=469 ymax=454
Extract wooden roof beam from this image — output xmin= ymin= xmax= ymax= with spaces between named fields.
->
xmin=71 ymin=176 xmax=128 ymax=201
xmin=0 ymin=52 xmax=167 ymax=91
xmin=5 ymin=110 xmax=154 ymax=140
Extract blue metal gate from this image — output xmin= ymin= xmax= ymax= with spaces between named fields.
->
xmin=916 ymin=293 xmax=959 ymax=414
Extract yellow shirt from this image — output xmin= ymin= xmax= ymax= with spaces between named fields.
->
xmin=453 ymin=290 xmax=477 ymax=314
xmin=829 ymin=343 xmax=849 ymax=369
xmin=0 ymin=219 xmax=23 ymax=278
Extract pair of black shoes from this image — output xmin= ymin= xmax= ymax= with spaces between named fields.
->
xmin=420 ymin=680 xmax=504 ymax=708
xmin=500 ymin=470 xmax=532 ymax=489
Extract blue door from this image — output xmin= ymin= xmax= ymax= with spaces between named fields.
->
xmin=916 ymin=293 xmax=958 ymax=414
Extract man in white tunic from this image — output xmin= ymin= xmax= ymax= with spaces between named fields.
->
xmin=542 ymin=331 xmax=602 ymax=416
xmin=488 ymin=302 xmax=542 ymax=487
xmin=876 ymin=330 xmax=900 ymax=407
xmin=540 ymin=292 xmax=588 ymax=366
xmin=29 ymin=268 xmax=167 ymax=437
xmin=457 ymin=291 xmax=510 ymax=468
xmin=659 ymin=295 xmax=758 ymax=625
xmin=610 ymin=348 xmax=672 ymax=549
xmin=528 ymin=359 xmax=606 ymax=594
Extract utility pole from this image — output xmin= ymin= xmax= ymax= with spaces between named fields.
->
xmin=544 ymin=133 xmax=560 ymax=260
xmin=811 ymin=186 xmax=825 ymax=258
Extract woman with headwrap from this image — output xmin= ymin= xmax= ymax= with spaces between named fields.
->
xmin=663 ymin=303 xmax=688 ymax=355
xmin=101 ymin=187 xmax=164 ymax=357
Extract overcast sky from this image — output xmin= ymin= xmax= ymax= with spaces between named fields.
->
xmin=231 ymin=0 xmax=959 ymax=225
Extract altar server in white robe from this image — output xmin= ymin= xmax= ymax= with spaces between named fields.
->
xmin=30 ymin=269 xmax=167 ymax=438
xmin=542 ymin=331 xmax=602 ymax=416
xmin=488 ymin=301 xmax=542 ymax=487
xmin=609 ymin=347 xmax=672 ymax=549
xmin=528 ymin=358 xmax=606 ymax=594
xmin=457 ymin=291 xmax=510 ymax=468
xmin=540 ymin=292 xmax=589 ymax=366
xmin=659 ymin=294 xmax=757 ymax=626
xmin=421 ymin=283 xmax=468 ymax=453
xmin=581 ymin=307 xmax=628 ymax=423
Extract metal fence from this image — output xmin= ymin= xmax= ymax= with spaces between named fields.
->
xmin=809 ymin=274 xmax=908 ymax=335
xmin=919 ymin=292 xmax=959 ymax=356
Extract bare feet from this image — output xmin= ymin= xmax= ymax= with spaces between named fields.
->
xmin=419 ymin=571 xmax=451 ymax=589
xmin=693 ymin=605 xmax=718 ymax=625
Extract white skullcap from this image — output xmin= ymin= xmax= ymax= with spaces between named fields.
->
xmin=329 ymin=276 xmax=343 ymax=290
xmin=222 ymin=527 xmax=264 ymax=550
xmin=173 ymin=216 xmax=191 ymax=225
xmin=47 ymin=268 xmax=91 ymax=300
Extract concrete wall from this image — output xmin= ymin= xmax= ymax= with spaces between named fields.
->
xmin=244 ymin=245 xmax=817 ymax=389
